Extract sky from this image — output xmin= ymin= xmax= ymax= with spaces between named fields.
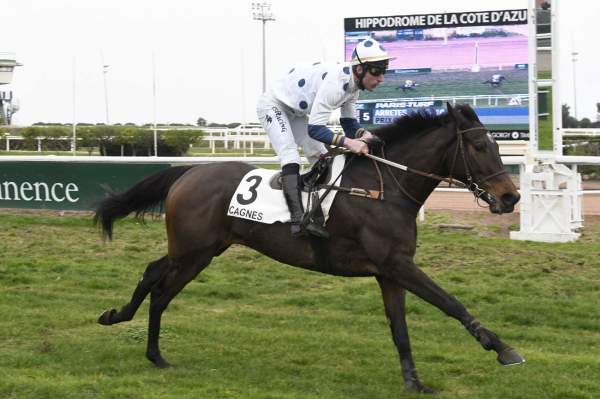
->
xmin=2 ymin=0 xmax=599 ymax=126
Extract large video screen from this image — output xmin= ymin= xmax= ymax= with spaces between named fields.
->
xmin=344 ymin=9 xmax=529 ymax=140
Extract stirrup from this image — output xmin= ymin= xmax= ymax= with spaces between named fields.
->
xmin=305 ymin=222 xmax=329 ymax=239
xmin=290 ymin=222 xmax=329 ymax=239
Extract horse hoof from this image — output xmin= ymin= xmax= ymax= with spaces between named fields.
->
xmin=405 ymin=382 xmax=436 ymax=394
xmin=154 ymin=358 xmax=171 ymax=369
xmin=497 ymin=347 xmax=525 ymax=366
xmin=147 ymin=352 xmax=171 ymax=369
xmin=98 ymin=309 xmax=117 ymax=325
xmin=418 ymin=386 xmax=436 ymax=395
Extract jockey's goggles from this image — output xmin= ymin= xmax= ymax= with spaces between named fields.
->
xmin=367 ymin=65 xmax=386 ymax=76
xmin=364 ymin=60 xmax=389 ymax=77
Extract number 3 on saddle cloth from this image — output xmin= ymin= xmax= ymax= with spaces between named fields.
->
xmin=227 ymin=155 xmax=345 ymax=226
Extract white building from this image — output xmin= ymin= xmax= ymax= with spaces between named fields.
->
xmin=0 ymin=52 xmax=22 ymax=125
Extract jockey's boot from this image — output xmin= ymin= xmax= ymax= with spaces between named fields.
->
xmin=281 ymin=172 xmax=329 ymax=239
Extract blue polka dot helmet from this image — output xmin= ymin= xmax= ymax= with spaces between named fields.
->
xmin=350 ymin=38 xmax=394 ymax=68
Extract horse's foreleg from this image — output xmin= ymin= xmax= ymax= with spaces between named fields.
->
xmin=384 ymin=257 xmax=524 ymax=366
xmin=146 ymin=254 xmax=213 ymax=368
xmin=376 ymin=277 xmax=435 ymax=394
xmin=98 ymin=255 xmax=169 ymax=325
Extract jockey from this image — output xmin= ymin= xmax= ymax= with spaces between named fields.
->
xmin=256 ymin=38 xmax=393 ymax=239
xmin=398 ymin=79 xmax=417 ymax=92
xmin=483 ymin=74 xmax=506 ymax=87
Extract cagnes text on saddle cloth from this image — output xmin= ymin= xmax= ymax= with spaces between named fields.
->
xmin=227 ymin=155 xmax=345 ymax=224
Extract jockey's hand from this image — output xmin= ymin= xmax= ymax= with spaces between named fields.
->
xmin=360 ymin=130 xmax=374 ymax=140
xmin=343 ymin=137 xmax=369 ymax=155
xmin=356 ymin=129 xmax=383 ymax=152
xmin=364 ymin=135 xmax=384 ymax=152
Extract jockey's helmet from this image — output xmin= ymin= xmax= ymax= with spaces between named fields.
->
xmin=351 ymin=38 xmax=394 ymax=70
xmin=350 ymin=38 xmax=395 ymax=89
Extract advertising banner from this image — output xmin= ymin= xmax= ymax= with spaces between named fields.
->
xmin=0 ymin=162 xmax=169 ymax=211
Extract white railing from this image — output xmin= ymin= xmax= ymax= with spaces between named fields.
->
xmin=0 ymin=155 xmax=527 ymax=166
xmin=562 ymin=128 xmax=600 ymax=137
xmin=0 ymin=52 xmax=17 ymax=60
xmin=1 ymin=125 xmax=344 ymax=155
xmin=4 ymin=124 xmax=528 ymax=156
xmin=4 ymin=153 xmax=599 ymax=171
xmin=0 ymin=155 xmax=282 ymax=164
xmin=202 ymin=129 xmax=271 ymax=153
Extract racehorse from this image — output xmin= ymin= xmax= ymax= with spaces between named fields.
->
xmin=94 ymin=103 xmax=523 ymax=393
xmin=396 ymin=79 xmax=419 ymax=93
xmin=483 ymin=74 xmax=506 ymax=88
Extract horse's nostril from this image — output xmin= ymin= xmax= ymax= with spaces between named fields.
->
xmin=501 ymin=192 xmax=520 ymax=206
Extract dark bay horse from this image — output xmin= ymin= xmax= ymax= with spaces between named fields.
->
xmin=95 ymin=103 xmax=523 ymax=393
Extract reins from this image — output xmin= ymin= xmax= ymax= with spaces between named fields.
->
xmin=312 ymin=125 xmax=507 ymax=210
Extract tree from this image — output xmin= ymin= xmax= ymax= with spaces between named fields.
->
xmin=579 ymin=118 xmax=592 ymax=128
xmin=562 ymin=104 xmax=579 ymax=128
xmin=160 ymin=129 xmax=203 ymax=155
xmin=197 ymin=117 xmax=207 ymax=127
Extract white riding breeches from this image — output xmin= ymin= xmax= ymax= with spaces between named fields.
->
xmin=257 ymin=94 xmax=327 ymax=167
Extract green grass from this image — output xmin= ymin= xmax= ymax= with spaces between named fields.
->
xmin=537 ymin=70 xmax=553 ymax=151
xmin=1 ymin=211 xmax=599 ymax=398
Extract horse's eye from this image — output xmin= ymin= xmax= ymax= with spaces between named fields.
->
xmin=473 ymin=142 xmax=486 ymax=152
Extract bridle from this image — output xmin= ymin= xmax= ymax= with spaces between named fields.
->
xmin=444 ymin=126 xmax=508 ymax=206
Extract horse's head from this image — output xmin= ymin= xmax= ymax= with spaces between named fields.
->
xmin=444 ymin=103 xmax=520 ymax=214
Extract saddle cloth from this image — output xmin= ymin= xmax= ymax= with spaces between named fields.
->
xmin=227 ymin=155 xmax=345 ymax=224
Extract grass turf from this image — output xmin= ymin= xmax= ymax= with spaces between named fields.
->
xmin=0 ymin=211 xmax=599 ymax=398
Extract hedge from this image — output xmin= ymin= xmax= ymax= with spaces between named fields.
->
xmin=9 ymin=126 xmax=203 ymax=156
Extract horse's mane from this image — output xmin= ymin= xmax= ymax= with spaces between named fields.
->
xmin=373 ymin=105 xmax=475 ymax=144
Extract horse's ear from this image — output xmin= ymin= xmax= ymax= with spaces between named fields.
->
xmin=446 ymin=102 xmax=456 ymax=122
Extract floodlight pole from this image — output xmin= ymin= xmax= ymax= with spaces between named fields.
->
xmin=102 ymin=63 xmax=110 ymax=125
xmin=153 ymin=54 xmax=158 ymax=157
xmin=252 ymin=2 xmax=275 ymax=93
xmin=72 ymin=57 xmax=77 ymax=155
xmin=571 ymin=51 xmax=578 ymax=120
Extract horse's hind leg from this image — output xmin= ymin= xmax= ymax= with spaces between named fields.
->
xmin=98 ymin=255 xmax=169 ymax=326
xmin=145 ymin=251 xmax=214 ymax=368
xmin=377 ymin=277 xmax=434 ymax=394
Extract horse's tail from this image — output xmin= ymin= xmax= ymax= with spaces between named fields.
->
xmin=94 ymin=165 xmax=195 ymax=241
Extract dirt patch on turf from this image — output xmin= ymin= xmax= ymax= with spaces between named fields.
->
xmin=0 ymin=208 xmax=95 ymax=217
xmin=423 ymin=209 xmax=600 ymax=241
xmin=422 ymin=210 xmax=518 ymax=238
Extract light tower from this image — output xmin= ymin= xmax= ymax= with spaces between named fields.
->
xmin=571 ymin=51 xmax=578 ymax=120
xmin=252 ymin=2 xmax=275 ymax=93
xmin=0 ymin=52 xmax=22 ymax=125
xmin=102 ymin=63 xmax=110 ymax=125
